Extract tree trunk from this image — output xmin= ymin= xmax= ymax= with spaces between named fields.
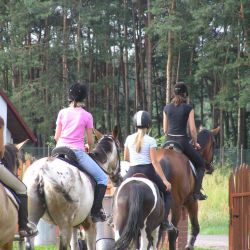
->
xmin=166 ymin=0 xmax=176 ymax=104
xmin=146 ymin=0 xmax=152 ymax=115
xmin=62 ymin=8 xmax=68 ymax=100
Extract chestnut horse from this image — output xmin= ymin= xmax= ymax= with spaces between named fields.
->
xmin=156 ymin=127 xmax=220 ymax=250
xmin=0 ymin=140 xmax=28 ymax=250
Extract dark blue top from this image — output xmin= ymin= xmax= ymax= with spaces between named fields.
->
xmin=164 ymin=103 xmax=193 ymax=136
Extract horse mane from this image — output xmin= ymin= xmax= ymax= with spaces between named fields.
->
xmin=91 ymin=136 xmax=113 ymax=164
xmin=197 ymin=129 xmax=211 ymax=149
xmin=1 ymin=144 xmax=19 ymax=174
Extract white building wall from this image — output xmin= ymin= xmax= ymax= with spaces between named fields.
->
xmin=0 ymin=96 xmax=8 ymax=144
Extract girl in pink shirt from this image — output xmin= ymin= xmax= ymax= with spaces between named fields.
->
xmin=54 ymin=83 xmax=108 ymax=223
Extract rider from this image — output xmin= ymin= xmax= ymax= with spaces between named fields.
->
xmin=123 ymin=110 xmax=174 ymax=231
xmin=0 ymin=116 xmax=38 ymax=238
xmin=163 ymin=82 xmax=207 ymax=200
xmin=54 ymin=83 xmax=108 ymax=222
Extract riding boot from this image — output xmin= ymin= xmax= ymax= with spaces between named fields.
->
xmin=18 ymin=194 xmax=38 ymax=238
xmin=91 ymin=184 xmax=107 ymax=223
xmin=161 ymin=192 xmax=174 ymax=231
xmin=193 ymin=168 xmax=207 ymax=200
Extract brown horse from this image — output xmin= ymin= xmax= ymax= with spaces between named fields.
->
xmin=156 ymin=127 xmax=219 ymax=250
xmin=0 ymin=141 xmax=28 ymax=250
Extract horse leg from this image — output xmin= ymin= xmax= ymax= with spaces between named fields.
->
xmin=168 ymin=206 xmax=181 ymax=250
xmin=140 ymin=227 xmax=149 ymax=250
xmin=26 ymin=192 xmax=46 ymax=250
xmin=70 ymin=227 xmax=80 ymax=250
xmin=185 ymin=200 xmax=199 ymax=250
xmin=1 ymin=242 xmax=12 ymax=250
xmin=82 ymin=218 xmax=96 ymax=250
xmin=151 ymin=227 xmax=160 ymax=250
xmin=59 ymin=226 xmax=73 ymax=250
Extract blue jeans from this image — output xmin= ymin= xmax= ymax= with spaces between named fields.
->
xmin=74 ymin=150 xmax=108 ymax=185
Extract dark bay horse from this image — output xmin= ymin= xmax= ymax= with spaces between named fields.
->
xmin=0 ymin=139 xmax=28 ymax=250
xmin=23 ymin=127 xmax=122 ymax=250
xmin=156 ymin=127 xmax=220 ymax=250
xmin=113 ymin=175 xmax=165 ymax=250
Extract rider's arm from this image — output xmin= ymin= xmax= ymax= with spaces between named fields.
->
xmin=150 ymin=147 xmax=171 ymax=191
xmin=188 ymin=109 xmax=200 ymax=150
xmin=86 ymin=128 xmax=94 ymax=151
xmin=124 ymin=147 xmax=130 ymax=162
xmin=163 ymin=111 xmax=169 ymax=135
xmin=54 ymin=123 xmax=62 ymax=142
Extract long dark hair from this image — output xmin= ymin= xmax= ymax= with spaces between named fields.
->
xmin=171 ymin=95 xmax=187 ymax=106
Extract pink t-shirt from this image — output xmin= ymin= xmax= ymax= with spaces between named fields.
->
xmin=56 ymin=107 xmax=93 ymax=151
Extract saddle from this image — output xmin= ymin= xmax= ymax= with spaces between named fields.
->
xmin=51 ymin=146 xmax=79 ymax=167
xmin=162 ymin=140 xmax=197 ymax=177
xmin=162 ymin=140 xmax=183 ymax=153
xmin=51 ymin=147 xmax=96 ymax=179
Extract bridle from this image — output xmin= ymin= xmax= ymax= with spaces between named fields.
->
xmin=199 ymin=132 xmax=215 ymax=173
xmin=96 ymin=135 xmax=122 ymax=186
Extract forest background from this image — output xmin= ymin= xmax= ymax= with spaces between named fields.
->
xmin=0 ymin=0 xmax=249 ymax=163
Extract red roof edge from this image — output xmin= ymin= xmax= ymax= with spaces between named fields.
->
xmin=0 ymin=90 xmax=37 ymax=142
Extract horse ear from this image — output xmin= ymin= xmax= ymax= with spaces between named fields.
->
xmin=93 ymin=129 xmax=103 ymax=140
xmin=211 ymin=126 xmax=220 ymax=136
xmin=112 ymin=125 xmax=119 ymax=139
xmin=15 ymin=139 xmax=29 ymax=151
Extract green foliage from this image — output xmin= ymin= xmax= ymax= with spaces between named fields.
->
xmin=0 ymin=0 xmax=249 ymax=148
xmin=198 ymin=164 xmax=229 ymax=235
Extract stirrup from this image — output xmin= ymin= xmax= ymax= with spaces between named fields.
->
xmin=91 ymin=209 xmax=107 ymax=223
xmin=19 ymin=222 xmax=38 ymax=238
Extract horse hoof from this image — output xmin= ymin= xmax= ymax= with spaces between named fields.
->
xmin=185 ymin=244 xmax=194 ymax=250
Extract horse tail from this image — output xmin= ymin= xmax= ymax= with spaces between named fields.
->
xmin=114 ymin=182 xmax=144 ymax=250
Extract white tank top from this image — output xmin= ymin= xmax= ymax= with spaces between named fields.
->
xmin=124 ymin=133 xmax=157 ymax=166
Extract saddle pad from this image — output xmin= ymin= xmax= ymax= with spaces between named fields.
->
xmin=4 ymin=187 xmax=20 ymax=209
xmin=189 ymin=160 xmax=197 ymax=177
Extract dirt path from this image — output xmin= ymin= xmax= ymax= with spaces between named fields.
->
xmin=195 ymin=235 xmax=229 ymax=250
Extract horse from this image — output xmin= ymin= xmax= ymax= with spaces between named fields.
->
xmin=0 ymin=140 xmax=28 ymax=250
xmin=113 ymin=174 xmax=165 ymax=250
xmin=156 ymin=127 xmax=220 ymax=250
xmin=22 ymin=127 xmax=122 ymax=250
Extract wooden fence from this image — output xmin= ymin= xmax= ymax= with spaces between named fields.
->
xmin=229 ymin=163 xmax=250 ymax=250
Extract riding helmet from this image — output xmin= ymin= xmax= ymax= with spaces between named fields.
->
xmin=174 ymin=82 xmax=188 ymax=96
xmin=133 ymin=110 xmax=152 ymax=129
xmin=68 ymin=83 xmax=87 ymax=102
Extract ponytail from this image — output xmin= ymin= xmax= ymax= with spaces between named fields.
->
xmin=134 ymin=128 xmax=147 ymax=153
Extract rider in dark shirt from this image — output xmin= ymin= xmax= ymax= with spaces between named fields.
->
xmin=163 ymin=83 xmax=207 ymax=200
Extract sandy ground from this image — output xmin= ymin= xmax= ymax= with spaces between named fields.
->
xmin=195 ymin=235 xmax=229 ymax=250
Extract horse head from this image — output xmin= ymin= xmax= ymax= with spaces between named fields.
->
xmin=92 ymin=126 xmax=122 ymax=186
xmin=197 ymin=126 xmax=220 ymax=174
xmin=1 ymin=139 xmax=29 ymax=175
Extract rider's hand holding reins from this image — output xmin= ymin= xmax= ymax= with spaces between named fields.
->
xmin=193 ymin=142 xmax=201 ymax=150
xmin=164 ymin=180 xmax=171 ymax=191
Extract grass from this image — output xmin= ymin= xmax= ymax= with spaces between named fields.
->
xmin=197 ymin=166 xmax=230 ymax=235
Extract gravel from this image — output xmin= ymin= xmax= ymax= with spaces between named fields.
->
xmin=194 ymin=235 xmax=229 ymax=250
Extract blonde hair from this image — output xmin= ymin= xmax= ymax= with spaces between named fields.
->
xmin=134 ymin=128 xmax=148 ymax=153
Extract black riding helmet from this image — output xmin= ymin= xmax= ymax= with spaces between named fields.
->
xmin=174 ymin=82 xmax=188 ymax=96
xmin=133 ymin=110 xmax=152 ymax=129
xmin=68 ymin=83 xmax=87 ymax=102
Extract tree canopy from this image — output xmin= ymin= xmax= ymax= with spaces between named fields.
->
xmin=0 ymin=0 xmax=249 ymax=149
